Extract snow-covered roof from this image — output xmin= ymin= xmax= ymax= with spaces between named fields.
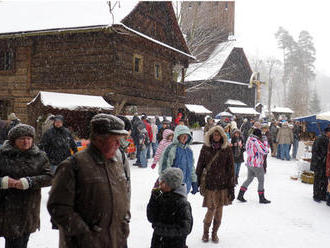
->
xmin=27 ymin=91 xmax=114 ymax=111
xmin=225 ymin=99 xmax=247 ymax=106
xmin=0 ymin=1 xmax=136 ymax=34
xmin=271 ymin=107 xmax=294 ymax=114
xmin=0 ymin=1 xmax=194 ymax=59
xmin=185 ymin=104 xmax=212 ymax=114
xmin=316 ymin=111 xmax=330 ymax=121
xmin=227 ymin=107 xmax=259 ymax=115
xmin=184 ymin=40 xmax=238 ymax=82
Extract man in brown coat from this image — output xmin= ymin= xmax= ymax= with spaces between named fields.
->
xmin=276 ymin=121 xmax=294 ymax=160
xmin=48 ymin=114 xmax=131 ymax=248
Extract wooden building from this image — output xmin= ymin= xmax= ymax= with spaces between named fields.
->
xmin=0 ymin=2 xmax=194 ymax=124
xmin=184 ymin=41 xmax=255 ymax=116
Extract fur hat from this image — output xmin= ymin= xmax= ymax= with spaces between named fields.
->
xmin=54 ymin=115 xmax=64 ymax=122
xmin=90 ymin=114 xmax=128 ymax=136
xmin=8 ymin=124 xmax=35 ymax=144
xmin=159 ymin=167 xmax=183 ymax=190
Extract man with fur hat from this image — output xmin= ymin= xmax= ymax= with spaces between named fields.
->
xmin=39 ymin=115 xmax=77 ymax=174
xmin=48 ymin=114 xmax=131 ymax=248
xmin=147 ymin=167 xmax=193 ymax=248
xmin=0 ymin=124 xmax=52 ymax=247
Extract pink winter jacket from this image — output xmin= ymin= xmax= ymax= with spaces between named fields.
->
xmin=152 ymin=129 xmax=174 ymax=165
xmin=245 ymin=135 xmax=269 ymax=168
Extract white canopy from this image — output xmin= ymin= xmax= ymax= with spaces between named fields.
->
xmin=185 ymin=104 xmax=212 ymax=114
xmin=227 ymin=107 xmax=259 ymax=115
xmin=27 ymin=91 xmax=114 ymax=111
xmin=215 ymin=111 xmax=233 ymax=119
xmin=271 ymin=107 xmax=294 ymax=114
xmin=316 ymin=111 xmax=330 ymax=121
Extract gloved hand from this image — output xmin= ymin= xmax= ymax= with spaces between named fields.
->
xmin=151 ymin=163 xmax=156 ymax=169
xmin=191 ymin=182 xmax=199 ymax=194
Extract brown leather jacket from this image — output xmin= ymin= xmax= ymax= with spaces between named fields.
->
xmin=48 ymin=144 xmax=130 ymax=248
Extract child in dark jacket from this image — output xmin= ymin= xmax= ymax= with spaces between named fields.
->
xmin=147 ymin=168 xmax=193 ymax=248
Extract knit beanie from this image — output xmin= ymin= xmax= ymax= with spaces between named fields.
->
xmin=54 ymin=115 xmax=64 ymax=122
xmin=8 ymin=124 xmax=35 ymax=144
xmin=159 ymin=167 xmax=183 ymax=190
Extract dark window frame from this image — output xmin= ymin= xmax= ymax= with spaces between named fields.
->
xmin=0 ymin=49 xmax=15 ymax=73
xmin=154 ymin=63 xmax=162 ymax=80
xmin=133 ymin=54 xmax=143 ymax=73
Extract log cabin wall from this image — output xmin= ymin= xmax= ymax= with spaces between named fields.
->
xmin=1 ymin=28 xmax=187 ymax=123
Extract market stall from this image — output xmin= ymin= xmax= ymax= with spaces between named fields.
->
xmin=27 ymin=91 xmax=114 ymax=140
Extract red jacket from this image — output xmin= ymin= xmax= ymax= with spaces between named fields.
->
xmin=143 ymin=120 xmax=153 ymax=142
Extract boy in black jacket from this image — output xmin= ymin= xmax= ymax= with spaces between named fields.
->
xmin=147 ymin=168 xmax=193 ymax=248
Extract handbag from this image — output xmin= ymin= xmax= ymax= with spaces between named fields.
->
xmin=200 ymin=150 xmax=221 ymax=196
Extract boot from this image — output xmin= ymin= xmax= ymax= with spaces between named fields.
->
xmin=211 ymin=221 xmax=221 ymax=243
xmin=202 ymin=222 xmax=211 ymax=242
xmin=237 ymin=187 xmax=247 ymax=202
xmin=258 ymin=191 xmax=271 ymax=204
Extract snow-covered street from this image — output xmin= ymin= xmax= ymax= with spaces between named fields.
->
xmin=1 ymin=144 xmax=329 ymax=248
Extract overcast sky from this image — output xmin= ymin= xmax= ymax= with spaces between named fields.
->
xmin=235 ymin=0 xmax=330 ymax=76
xmin=1 ymin=0 xmax=328 ymax=77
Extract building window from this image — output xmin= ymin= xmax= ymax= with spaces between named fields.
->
xmin=0 ymin=50 xmax=14 ymax=71
xmin=133 ymin=54 xmax=143 ymax=73
xmin=154 ymin=63 xmax=162 ymax=80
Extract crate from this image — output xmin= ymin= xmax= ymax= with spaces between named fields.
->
xmin=301 ymin=171 xmax=314 ymax=184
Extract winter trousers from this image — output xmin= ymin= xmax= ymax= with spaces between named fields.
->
xmin=281 ymin=144 xmax=291 ymax=160
xmin=140 ymin=148 xmax=148 ymax=167
xmin=242 ymin=166 xmax=265 ymax=192
xmin=204 ymin=206 xmax=223 ymax=225
xmin=272 ymin=143 xmax=278 ymax=157
xmin=234 ymin=162 xmax=242 ymax=178
xmin=292 ymin=139 xmax=299 ymax=159
xmin=313 ymin=169 xmax=328 ymax=201
xmin=5 ymin=234 xmax=30 ymax=248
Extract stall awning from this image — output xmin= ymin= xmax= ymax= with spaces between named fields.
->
xmin=215 ymin=111 xmax=233 ymax=119
xmin=227 ymin=107 xmax=259 ymax=115
xmin=225 ymin=99 xmax=247 ymax=106
xmin=27 ymin=91 xmax=114 ymax=111
xmin=185 ymin=104 xmax=212 ymax=114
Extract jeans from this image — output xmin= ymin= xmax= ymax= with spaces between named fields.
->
xmin=277 ymin=144 xmax=282 ymax=159
xmin=134 ymin=138 xmax=141 ymax=164
xmin=5 ymin=234 xmax=30 ymax=248
xmin=234 ymin=162 xmax=242 ymax=178
xmin=292 ymin=139 xmax=299 ymax=159
xmin=140 ymin=148 xmax=147 ymax=167
xmin=151 ymin=142 xmax=158 ymax=157
xmin=146 ymin=144 xmax=151 ymax=159
xmin=281 ymin=144 xmax=291 ymax=160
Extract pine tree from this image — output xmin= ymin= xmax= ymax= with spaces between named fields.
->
xmin=309 ymin=90 xmax=321 ymax=114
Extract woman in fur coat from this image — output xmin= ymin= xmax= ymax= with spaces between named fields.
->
xmin=196 ymin=126 xmax=235 ymax=243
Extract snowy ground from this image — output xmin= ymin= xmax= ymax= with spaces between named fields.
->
xmin=1 ymin=144 xmax=330 ymax=247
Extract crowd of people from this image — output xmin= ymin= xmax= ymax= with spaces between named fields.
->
xmin=1 ymin=111 xmax=330 ymax=248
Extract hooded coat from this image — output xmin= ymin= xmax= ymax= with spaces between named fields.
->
xmin=147 ymin=184 xmax=193 ymax=248
xmin=159 ymin=125 xmax=197 ymax=193
xmin=0 ymin=141 xmax=52 ymax=238
xmin=196 ymin=126 xmax=235 ymax=191
xmin=231 ymin=129 xmax=245 ymax=163
xmin=152 ymin=129 xmax=174 ymax=165
xmin=47 ymin=144 xmax=130 ymax=248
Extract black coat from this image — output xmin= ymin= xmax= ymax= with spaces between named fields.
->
xmin=231 ymin=135 xmax=245 ymax=163
xmin=0 ymin=142 xmax=52 ymax=238
xmin=147 ymin=186 xmax=193 ymax=248
xmin=311 ymin=134 xmax=329 ymax=200
xmin=39 ymin=126 xmax=77 ymax=165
